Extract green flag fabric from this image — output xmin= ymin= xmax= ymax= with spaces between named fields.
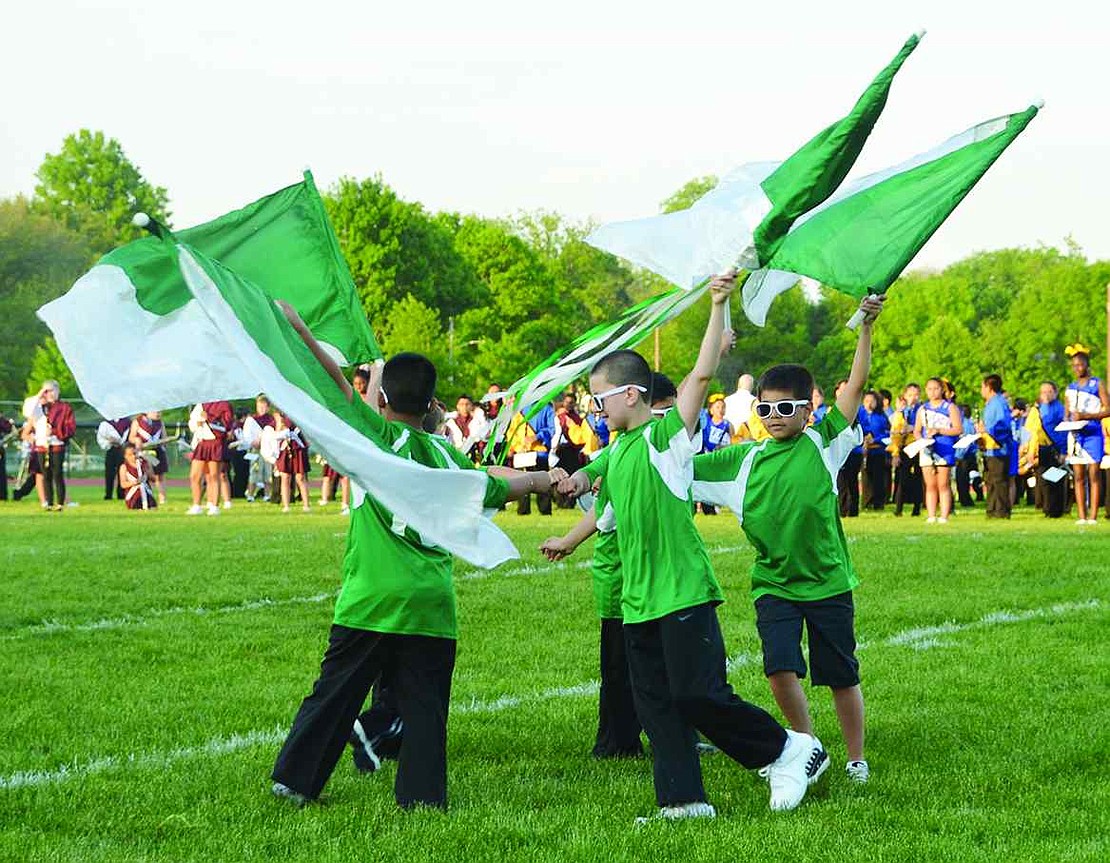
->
xmin=750 ymin=31 xmax=923 ymax=266
xmin=44 ymin=236 xmax=515 ymax=568
xmin=103 ymin=170 xmax=378 ymax=364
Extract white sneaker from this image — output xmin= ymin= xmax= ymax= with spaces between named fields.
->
xmin=938 ymin=517 xmax=949 ymax=524
xmin=317 ymin=499 xmax=329 ymax=506
xmin=634 ymin=801 xmax=716 ymax=825
xmin=281 ymin=505 xmax=291 ymax=513
xmin=926 ymin=516 xmax=937 ymax=524
xmin=1086 ymin=519 xmax=1099 ymax=525
xmin=1076 ymin=519 xmax=1088 ymax=526
xmin=186 ymin=504 xmax=204 ymax=516
xmin=805 ymin=740 xmax=830 ymax=786
xmin=271 ymin=781 xmax=309 ymax=807
xmin=766 ymin=730 xmax=812 ymax=812
xmin=302 ymin=505 xmax=311 ymax=513
xmin=846 ymin=760 xmax=870 ymax=783
xmin=222 ymin=500 xmax=232 ymax=510
xmin=340 ymin=505 xmax=350 ymax=516
xmin=245 ymin=494 xmax=255 ymax=503
xmin=206 ymin=504 xmax=220 ymax=516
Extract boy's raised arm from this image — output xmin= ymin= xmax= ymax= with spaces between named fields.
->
xmin=676 ymin=273 xmax=735 ymax=437
xmin=277 ymin=301 xmax=355 ymax=403
xmin=835 ymin=295 xmax=885 ymax=421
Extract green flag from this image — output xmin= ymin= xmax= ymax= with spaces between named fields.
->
xmin=100 ymin=170 xmax=380 ymax=366
xmin=750 ymin=31 xmax=923 ymax=266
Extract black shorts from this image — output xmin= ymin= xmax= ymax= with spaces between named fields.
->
xmin=754 ymin=591 xmax=860 ymax=688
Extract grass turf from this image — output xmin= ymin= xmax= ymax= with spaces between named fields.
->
xmin=1 ymin=487 xmax=1107 ymax=862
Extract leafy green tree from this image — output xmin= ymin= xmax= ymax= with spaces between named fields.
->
xmin=324 ymin=177 xmax=485 ymax=329
xmin=34 ymin=130 xmax=170 ymax=256
xmin=25 ymin=336 xmax=77 ymax=398
xmin=0 ymin=197 xmax=90 ymax=397
xmin=379 ymin=294 xmax=451 ymax=381
xmin=660 ymin=176 xmax=718 ymax=213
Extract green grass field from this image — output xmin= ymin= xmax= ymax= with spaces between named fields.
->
xmin=1 ymin=487 xmax=1107 ymax=862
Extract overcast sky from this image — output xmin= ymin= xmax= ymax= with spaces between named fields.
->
xmin=3 ymin=0 xmax=1107 ymax=271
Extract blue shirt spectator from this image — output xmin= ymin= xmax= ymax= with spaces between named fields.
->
xmin=981 ymin=392 xmax=1012 ymax=458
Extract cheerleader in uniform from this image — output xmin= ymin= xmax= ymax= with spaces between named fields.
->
xmin=914 ymin=377 xmax=962 ymax=523
xmin=1064 ymin=345 xmax=1110 ymax=524
xmin=119 ymin=444 xmax=157 ymax=510
xmin=699 ymin=394 xmax=733 ymax=515
xmin=187 ymin=400 xmax=233 ymax=516
xmin=130 ymin=411 xmax=170 ymax=504
xmin=318 ymin=458 xmax=350 ymax=515
xmin=275 ymin=413 xmax=311 ymax=513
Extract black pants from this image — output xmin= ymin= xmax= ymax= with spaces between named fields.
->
xmin=864 ymin=451 xmax=888 ymax=509
xmin=955 ymin=455 xmax=977 ymax=507
xmin=894 ymin=455 xmax=922 ymax=516
xmin=1038 ymin=446 xmax=1067 ymax=518
xmin=42 ymin=447 xmax=66 ymax=507
xmin=594 ymin=617 xmax=643 ymax=758
xmin=272 ymin=625 xmax=456 ymax=808
xmin=623 ymin=604 xmax=787 ymax=806
xmin=229 ymin=452 xmax=250 ymax=498
xmin=516 ymin=464 xmax=552 ymax=515
xmin=984 ymin=456 xmax=1012 ymax=518
xmin=104 ymin=446 xmax=125 ymax=499
xmin=837 ymin=451 xmax=863 ymax=517
xmin=0 ymin=450 xmax=7 ymax=500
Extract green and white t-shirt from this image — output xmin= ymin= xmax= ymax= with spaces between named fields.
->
xmin=585 ymin=409 xmax=722 ymax=624
xmin=333 ymin=397 xmax=509 ymax=639
xmin=588 ymin=453 xmax=622 ymax=620
xmin=692 ymin=405 xmax=861 ymax=603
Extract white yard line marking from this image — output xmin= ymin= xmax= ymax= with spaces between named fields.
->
xmin=3 ymin=546 xmax=749 ymax=639
xmin=0 ymin=597 xmax=1099 ymax=791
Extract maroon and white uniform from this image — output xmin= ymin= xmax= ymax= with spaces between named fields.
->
xmin=134 ymin=415 xmax=169 ymax=475
xmin=192 ymin=401 xmax=233 ymax=463
xmin=275 ymin=416 xmax=310 ymax=475
xmin=122 ymin=460 xmax=157 ymax=510
xmin=30 ymin=400 xmax=76 ymax=454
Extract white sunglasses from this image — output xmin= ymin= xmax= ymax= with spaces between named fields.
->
xmin=754 ymin=399 xmax=810 ymax=419
xmin=589 ymin=384 xmax=648 ymax=412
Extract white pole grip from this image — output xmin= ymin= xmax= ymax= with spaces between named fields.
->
xmin=845 ymin=293 xmax=880 ymax=330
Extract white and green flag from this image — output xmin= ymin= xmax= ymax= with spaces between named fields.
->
xmin=585 ymin=33 xmax=1039 ymax=325
xmin=41 ymin=237 xmax=516 ymax=569
xmin=38 ymin=171 xmax=381 ymax=419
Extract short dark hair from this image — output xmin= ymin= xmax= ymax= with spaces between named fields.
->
xmin=1013 ymin=397 xmax=1028 ymax=411
xmin=905 ymin=382 xmax=920 ymax=391
xmin=879 ymin=388 xmax=893 ymax=403
xmin=1041 ymin=380 xmax=1058 ymax=393
xmin=651 ymin=373 xmax=677 ymax=404
xmin=457 ymin=394 xmax=473 ymax=403
xmin=959 ymin=403 xmax=972 ymax=416
xmin=591 ymin=350 xmax=652 ymax=404
xmin=352 ymin=368 xmax=371 ymax=384
xmin=757 ymin=364 xmax=814 ymax=400
xmin=983 ymin=374 xmax=1003 ymax=393
xmin=382 ymin=353 xmax=437 ymax=415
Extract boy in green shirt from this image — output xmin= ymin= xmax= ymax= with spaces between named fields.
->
xmin=691 ymin=294 xmax=884 ymax=785
xmin=271 ymin=305 xmax=562 ymax=810
xmin=558 ymin=274 xmax=816 ymax=819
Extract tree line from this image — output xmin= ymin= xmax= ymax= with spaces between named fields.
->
xmin=2 ymin=130 xmax=1106 ymax=413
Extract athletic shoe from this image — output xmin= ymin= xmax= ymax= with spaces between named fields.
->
xmin=340 ymin=505 xmax=350 ymax=516
xmin=696 ymin=741 xmax=719 ymax=755
xmin=317 ymin=499 xmax=329 ymax=506
xmin=206 ymin=504 xmax=220 ymax=516
xmin=634 ymin=801 xmax=716 ymax=824
xmin=281 ymin=505 xmax=290 ymax=513
xmin=846 ymin=760 xmax=870 ymax=783
xmin=302 ymin=505 xmax=311 ymax=513
xmin=271 ymin=781 xmax=310 ymax=807
xmin=938 ymin=517 xmax=949 ymax=524
xmin=349 ymin=717 xmax=403 ymax=774
xmin=222 ymin=500 xmax=232 ymax=510
xmin=926 ymin=516 xmax=937 ymax=524
xmin=186 ymin=504 xmax=204 ymax=516
xmin=805 ymin=740 xmax=830 ymax=786
xmin=765 ymin=730 xmax=812 ymax=811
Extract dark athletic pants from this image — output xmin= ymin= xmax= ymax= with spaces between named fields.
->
xmin=864 ymin=451 xmax=888 ymax=509
xmin=894 ymin=454 xmax=922 ymax=515
xmin=272 ymin=625 xmax=456 ymax=808
xmin=623 ymin=603 xmax=787 ymax=807
xmin=0 ymin=449 xmax=7 ymax=500
xmin=594 ymin=617 xmax=642 ymax=758
xmin=41 ymin=446 xmax=66 ymax=507
xmin=1038 ymin=445 xmax=1066 ymax=518
xmin=837 ymin=451 xmax=863 ymax=517
xmin=984 ymin=456 xmax=1012 ymax=518
xmin=104 ymin=446 xmax=125 ymax=499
